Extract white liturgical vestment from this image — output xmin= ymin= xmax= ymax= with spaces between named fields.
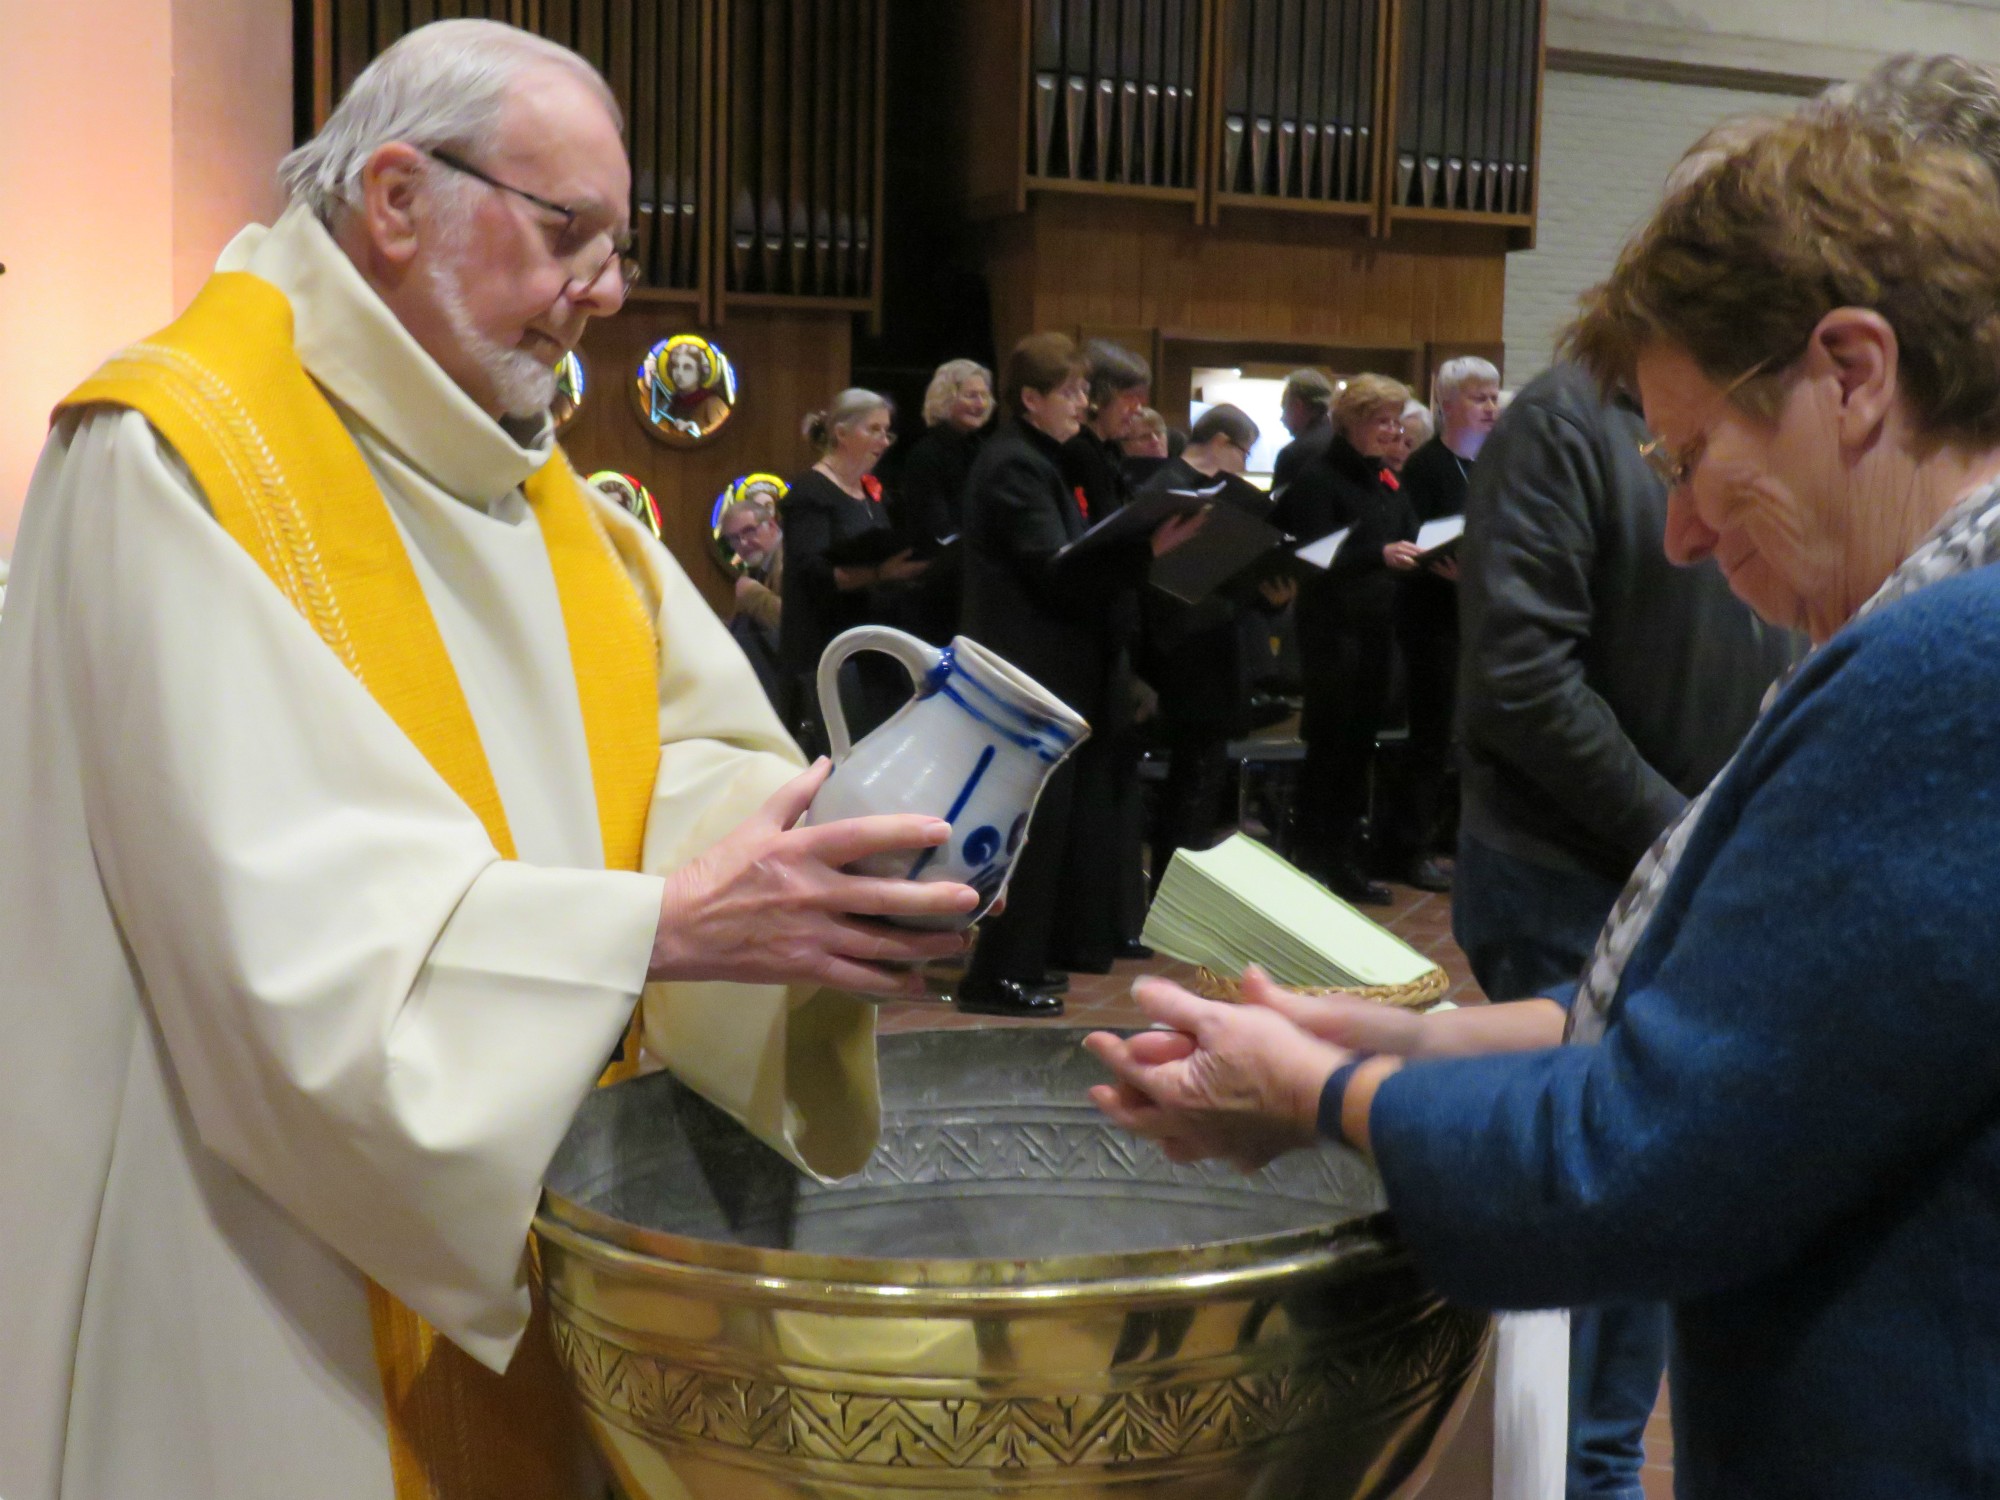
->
xmin=0 ymin=205 xmax=875 ymax=1500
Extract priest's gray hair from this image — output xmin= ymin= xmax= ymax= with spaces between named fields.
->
xmin=279 ymin=19 xmax=622 ymax=223
xmin=1433 ymin=356 xmax=1499 ymax=404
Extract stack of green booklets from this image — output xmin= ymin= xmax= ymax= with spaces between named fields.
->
xmin=1141 ymin=834 xmax=1437 ymax=991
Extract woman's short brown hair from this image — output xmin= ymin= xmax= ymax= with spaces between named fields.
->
xmin=1563 ymin=109 xmax=2000 ymax=446
xmin=1001 ymin=332 xmax=1087 ymax=418
xmin=1335 ymin=374 xmax=1414 ymax=436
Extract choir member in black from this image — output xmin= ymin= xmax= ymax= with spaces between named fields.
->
xmin=1384 ymin=357 xmax=1501 ymax=891
xmin=780 ymin=388 xmax=928 ymax=752
xmin=1064 ymin=339 xmax=1151 ymax=518
xmin=955 ymin=333 xmax=1205 ymax=1017
xmin=1124 ymin=406 xmax=1169 ymax=460
xmin=896 ymin=358 xmax=994 ymax=543
xmin=1119 ymin=405 xmax=1171 ymax=485
xmin=1269 ymin=374 xmax=1420 ymax=906
xmin=890 ymin=359 xmax=993 ymax=646
xmin=1137 ymin=403 xmax=1294 ymax=885
xmin=1063 ymin=339 xmax=1155 ymax=961
xmin=1270 ymin=368 xmax=1336 ymax=498
xmin=1399 ymin=398 xmax=1435 ymax=467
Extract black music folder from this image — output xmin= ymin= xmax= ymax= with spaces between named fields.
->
xmin=1147 ymin=473 xmax=1291 ymax=603
xmin=1053 ymin=480 xmax=1217 ymax=565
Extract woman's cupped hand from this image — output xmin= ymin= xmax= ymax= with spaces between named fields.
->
xmin=1084 ymin=967 xmax=1377 ymax=1172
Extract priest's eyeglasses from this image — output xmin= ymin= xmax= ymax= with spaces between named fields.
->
xmin=1637 ymin=358 xmax=1772 ymax=493
xmin=426 ymin=149 xmax=642 ymax=296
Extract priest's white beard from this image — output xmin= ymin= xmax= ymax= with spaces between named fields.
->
xmin=427 ymin=256 xmax=557 ymax=421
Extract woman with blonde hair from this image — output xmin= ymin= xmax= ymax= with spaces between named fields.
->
xmin=898 ymin=358 xmax=995 ymax=545
xmin=892 ymin=359 xmax=995 ymax=645
xmin=1269 ymin=372 xmax=1419 ymax=903
xmin=1090 ymin=88 xmax=2000 ymax=1500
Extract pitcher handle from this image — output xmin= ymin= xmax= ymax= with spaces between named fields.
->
xmin=816 ymin=626 xmax=943 ymax=763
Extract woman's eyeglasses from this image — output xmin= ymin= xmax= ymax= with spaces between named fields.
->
xmin=1637 ymin=359 xmax=1771 ymax=492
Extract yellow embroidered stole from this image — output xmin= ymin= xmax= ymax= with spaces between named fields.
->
xmin=59 ymin=271 xmax=661 ymax=1500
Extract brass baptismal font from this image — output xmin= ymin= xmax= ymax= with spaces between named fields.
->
xmin=534 ymin=1028 xmax=1488 ymax=1499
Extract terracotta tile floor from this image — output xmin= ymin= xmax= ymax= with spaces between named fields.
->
xmin=876 ymin=876 xmax=1674 ymax=1498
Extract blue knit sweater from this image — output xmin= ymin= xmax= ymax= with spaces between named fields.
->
xmin=1372 ymin=565 xmax=2000 ymax=1498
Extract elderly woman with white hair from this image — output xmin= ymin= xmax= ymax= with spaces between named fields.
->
xmin=1395 ymin=398 xmax=1433 ymax=467
xmin=1090 ymin=91 xmax=2000 ymax=1500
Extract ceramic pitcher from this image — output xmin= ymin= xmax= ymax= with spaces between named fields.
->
xmin=807 ymin=626 xmax=1090 ymax=930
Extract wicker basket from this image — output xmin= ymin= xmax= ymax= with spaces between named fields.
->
xmin=1187 ymin=965 xmax=1450 ymax=1012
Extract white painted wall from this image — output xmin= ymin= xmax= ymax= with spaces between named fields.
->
xmin=1551 ymin=0 xmax=2000 ymax=80
xmin=1502 ymin=69 xmax=1800 ymax=386
xmin=1504 ymin=0 xmax=2000 ymax=384
xmin=0 ymin=0 xmax=176 ymax=546
xmin=0 ymin=0 xmax=289 ymax=548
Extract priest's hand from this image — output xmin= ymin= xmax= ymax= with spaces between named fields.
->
xmin=649 ymin=760 xmax=978 ymax=997
xmin=1084 ymin=976 xmax=1344 ymax=1172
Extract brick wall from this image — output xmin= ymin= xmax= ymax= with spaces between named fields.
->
xmin=1501 ymin=69 xmax=1799 ymax=389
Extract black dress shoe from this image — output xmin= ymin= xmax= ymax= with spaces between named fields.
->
xmin=1402 ymin=857 xmax=1453 ymax=893
xmin=955 ymin=976 xmax=1067 ymax=1018
xmin=1036 ymin=971 xmax=1072 ymax=995
xmin=1112 ymin=939 xmax=1155 ymax=961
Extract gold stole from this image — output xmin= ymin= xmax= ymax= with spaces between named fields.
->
xmin=60 ymin=272 xmax=662 ymax=1499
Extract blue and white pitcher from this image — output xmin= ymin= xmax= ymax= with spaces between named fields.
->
xmin=807 ymin=626 xmax=1090 ymax=930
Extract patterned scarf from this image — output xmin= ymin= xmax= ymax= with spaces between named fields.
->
xmin=1566 ymin=475 xmax=2000 ymax=1045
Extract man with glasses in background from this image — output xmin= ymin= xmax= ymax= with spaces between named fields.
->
xmin=0 ymin=19 xmax=977 ymax=1500
xmin=719 ymin=488 xmax=792 ymax=721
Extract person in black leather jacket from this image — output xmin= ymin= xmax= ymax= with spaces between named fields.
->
xmin=1456 ymin=362 xmax=1801 ymax=920
xmin=1269 ymin=373 xmax=1419 ymax=904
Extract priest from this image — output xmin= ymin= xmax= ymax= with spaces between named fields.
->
xmin=0 ymin=20 xmax=975 ymax=1500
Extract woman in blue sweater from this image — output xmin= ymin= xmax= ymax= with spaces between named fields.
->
xmin=1088 ymin=97 xmax=2000 ymax=1497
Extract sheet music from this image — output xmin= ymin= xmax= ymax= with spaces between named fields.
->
xmin=1416 ymin=515 xmax=1465 ymax=553
xmin=1294 ymin=526 xmax=1351 ymax=570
